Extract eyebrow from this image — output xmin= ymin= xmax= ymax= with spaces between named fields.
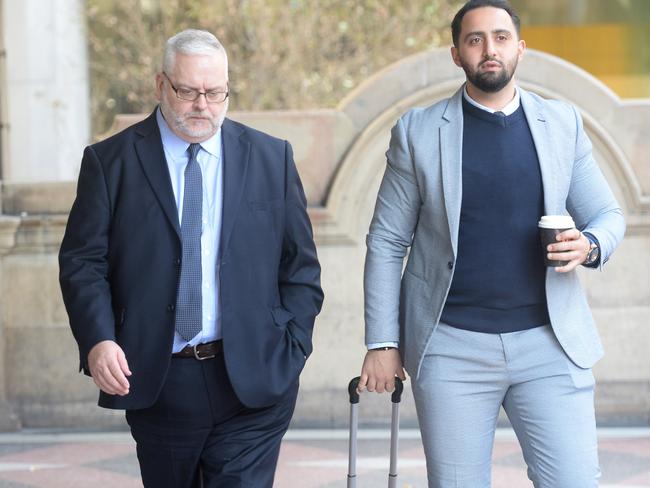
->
xmin=177 ymin=82 xmax=228 ymax=92
xmin=463 ymin=29 xmax=512 ymax=41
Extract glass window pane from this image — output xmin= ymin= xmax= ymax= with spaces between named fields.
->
xmin=511 ymin=0 xmax=650 ymax=98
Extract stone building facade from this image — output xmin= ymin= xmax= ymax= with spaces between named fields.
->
xmin=0 ymin=2 xmax=647 ymax=429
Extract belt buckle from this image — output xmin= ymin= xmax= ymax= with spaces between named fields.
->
xmin=192 ymin=343 xmax=216 ymax=361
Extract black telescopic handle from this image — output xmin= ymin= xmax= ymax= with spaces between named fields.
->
xmin=348 ymin=376 xmax=404 ymax=404
xmin=391 ymin=377 xmax=404 ymax=403
xmin=348 ymin=377 xmax=361 ymax=404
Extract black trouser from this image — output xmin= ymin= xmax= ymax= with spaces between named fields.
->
xmin=126 ymin=353 xmax=298 ymax=488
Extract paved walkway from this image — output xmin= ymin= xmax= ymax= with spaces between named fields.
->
xmin=0 ymin=428 xmax=648 ymax=487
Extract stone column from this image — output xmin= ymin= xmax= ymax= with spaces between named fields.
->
xmin=0 ymin=215 xmax=20 ymax=430
xmin=0 ymin=1 xmax=6 ymax=188
xmin=2 ymin=0 xmax=90 ymax=182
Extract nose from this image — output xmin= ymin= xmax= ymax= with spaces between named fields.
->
xmin=484 ymin=38 xmax=497 ymax=58
xmin=193 ymin=93 xmax=209 ymax=110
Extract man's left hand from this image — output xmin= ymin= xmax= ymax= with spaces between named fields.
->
xmin=546 ymin=228 xmax=592 ymax=273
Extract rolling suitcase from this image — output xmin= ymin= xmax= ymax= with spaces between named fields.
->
xmin=346 ymin=376 xmax=404 ymax=488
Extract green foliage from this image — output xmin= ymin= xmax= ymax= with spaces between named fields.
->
xmin=86 ymin=0 xmax=463 ymax=136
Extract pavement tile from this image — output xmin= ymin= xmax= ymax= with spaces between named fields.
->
xmin=83 ymin=453 xmax=141 ymax=478
xmin=0 ymin=442 xmax=134 ymax=466
xmin=0 ymin=481 xmax=32 ymax=488
xmin=492 ymin=439 xmax=526 ymax=460
xmin=0 ymin=466 xmax=141 ymax=488
xmin=620 ymin=471 xmax=650 ymax=485
xmin=600 ymin=438 xmax=650 ymax=456
xmin=600 ymin=450 xmax=650 ymax=482
xmin=0 ymin=429 xmax=646 ymax=487
xmin=275 ymin=443 xmax=350 ymax=488
xmin=492 ymin=465 xmax=532 ymax=488
xmin=0 ymin=446 xmax=54 ymax=457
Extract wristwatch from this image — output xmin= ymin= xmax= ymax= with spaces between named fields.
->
xmin=583 ymin=234 xmax=600 ymax=266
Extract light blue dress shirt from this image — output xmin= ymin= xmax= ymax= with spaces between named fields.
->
xmin=156 ymin=109 xmax=224 ymax=353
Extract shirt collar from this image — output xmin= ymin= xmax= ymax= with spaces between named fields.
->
xmin=156 ymin=107 xmax=222 ymax=160
xmin=462 ymin=85 xmax=521 ymax=116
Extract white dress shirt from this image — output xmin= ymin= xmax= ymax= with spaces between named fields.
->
xmin=463 ymin=85 xmax=521 ymax=115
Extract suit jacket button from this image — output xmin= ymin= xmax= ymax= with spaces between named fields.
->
xmin=174 ymin=258 xmax=181 ymax=265
xmin=447 ymin=261 xmax=454 ymax=270
xmin=167 ymin=304 xmax=175 ymax=312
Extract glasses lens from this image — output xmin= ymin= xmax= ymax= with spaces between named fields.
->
xmin=205 ymin=92 xmax=227 ymax=103
xmin=176 ymin=88 xmax=199 ymax=101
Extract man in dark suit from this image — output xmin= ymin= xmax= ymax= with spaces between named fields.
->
xmin=59 ymin=29 xmax=323 ymax=487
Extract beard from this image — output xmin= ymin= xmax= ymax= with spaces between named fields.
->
xmin=160 ymin=96 xmax=228 ymax=140
xmin=461 ymin=56 xmax=518 ymax=93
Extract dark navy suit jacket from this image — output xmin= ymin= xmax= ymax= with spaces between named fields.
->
xmin=59 ymin=110 xmax=323 ymax=410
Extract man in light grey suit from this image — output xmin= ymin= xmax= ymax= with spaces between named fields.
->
xmin=357 ymin=1 xmax=625 ymax=486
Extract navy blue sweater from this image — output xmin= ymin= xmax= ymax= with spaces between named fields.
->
xmin=440 ymin=98 xmax=550 ymax=333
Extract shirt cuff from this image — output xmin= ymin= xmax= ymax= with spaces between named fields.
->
xmin=367 ymin=341 xmax=399 ymax=350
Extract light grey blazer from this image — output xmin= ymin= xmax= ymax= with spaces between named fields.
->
xmin=364 ymin=86 xmax=625 ymax=377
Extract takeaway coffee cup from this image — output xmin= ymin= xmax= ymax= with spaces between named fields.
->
xmin=538 ymin=215 xmax=576 ymax=267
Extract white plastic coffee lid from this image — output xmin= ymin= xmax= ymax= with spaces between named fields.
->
xmin=538 ymin=215 xmax=575 ymax=229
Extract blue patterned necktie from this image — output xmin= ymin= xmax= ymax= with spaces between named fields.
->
xmin=175 ymin=143 xmax=203 ymax=341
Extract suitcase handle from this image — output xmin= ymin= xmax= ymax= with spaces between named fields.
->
xmin=348 ymin=376 xmax=404 ymax=404
xmin=347 ymin=376 xmax=404 ymax=488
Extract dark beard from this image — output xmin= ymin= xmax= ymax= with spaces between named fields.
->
xmin=462 ymin=59 xmax=516 ymax=93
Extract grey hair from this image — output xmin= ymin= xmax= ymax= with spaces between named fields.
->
xmin=162 ymin=29 xmax=227 ymax=73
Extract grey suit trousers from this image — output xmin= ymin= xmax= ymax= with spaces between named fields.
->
xmin=412 ymin=323 xmax=600 ymax=488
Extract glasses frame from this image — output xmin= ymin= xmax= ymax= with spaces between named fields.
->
xmin=162 ymin=71 xmax=229 ymax=104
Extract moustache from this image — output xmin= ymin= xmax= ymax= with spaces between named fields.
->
xmin=480 ymin=57 xmax=504 ymax=67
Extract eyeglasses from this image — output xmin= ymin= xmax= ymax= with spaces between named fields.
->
xmin=162 ymin=72 xmax=229 ymax=103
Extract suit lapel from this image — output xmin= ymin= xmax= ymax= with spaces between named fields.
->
xmin=439 ymin=88 xmax=464 ymax=255
xmin=521 ymin=89 xmax=558 ymax=215
xmin=220 ymin=119 xmax=251 ymax=255
xmin=134 ymin=111 xmax=181 ymax=238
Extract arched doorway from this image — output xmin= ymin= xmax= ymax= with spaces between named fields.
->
xmin=300 ymin=48 xmax=650 ymax=426
xmin=322 ymin=48 xmax=648 ymax=242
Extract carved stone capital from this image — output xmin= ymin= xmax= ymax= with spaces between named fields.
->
xmin=0 ymin=216 xmax=20 ymax=256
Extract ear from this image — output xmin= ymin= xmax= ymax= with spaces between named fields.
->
xmin=155 ymin=73 xmax=164 ymax=102
xmin=451 ymin=46 xmax=462 ymax=68
xmin=517 ymin=39 xmax=526 ymax=62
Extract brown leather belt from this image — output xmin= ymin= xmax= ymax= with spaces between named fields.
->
xmin=172 ymin=340 xmax=223 ymax=360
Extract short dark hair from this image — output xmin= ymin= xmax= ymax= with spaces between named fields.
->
xmin=451 ymin=0 xmax=521 ymax=47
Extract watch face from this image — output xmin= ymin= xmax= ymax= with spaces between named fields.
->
xmin=587 ymin=246 xmax=599 ymax=264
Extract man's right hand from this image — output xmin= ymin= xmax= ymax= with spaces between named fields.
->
xmin=357 ymin=349 xmax=406 ymax=394
xmin=87 ymin=340 xmax=132 ymax=396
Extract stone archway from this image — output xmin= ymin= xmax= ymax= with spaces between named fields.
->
xmin=320 ymin=48 xmax=649 ymax=244
xmin=298 ymin=48 xmax=650 ymax=426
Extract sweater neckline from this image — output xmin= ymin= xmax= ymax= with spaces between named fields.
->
xmin=461 ymin=97 xmax=525 ymax=127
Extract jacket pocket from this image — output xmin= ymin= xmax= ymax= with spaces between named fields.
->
xmin=404 ymin=268 xmax=428 ymax=285
xmin=270 ymin=306 xmax=294 ymax=327
xmin=270 ymin=306 xmax=310 ymax=358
